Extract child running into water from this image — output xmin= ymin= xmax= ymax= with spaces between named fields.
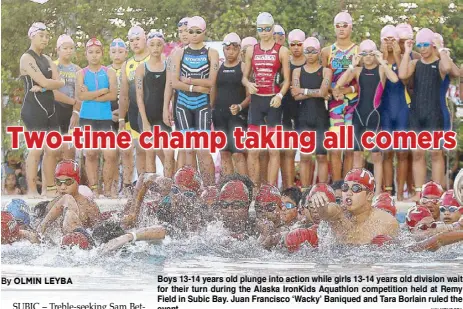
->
xmin=335 ymin=40 xmax=399 ymax=195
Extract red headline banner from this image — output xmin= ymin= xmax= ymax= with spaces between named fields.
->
xmin=6 ymin=125 xmax=457 ymax=153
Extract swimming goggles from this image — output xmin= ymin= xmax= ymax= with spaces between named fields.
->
xmin=439 ymin=206 xmax=460 ymax=213
xmin=416 ymin=42 xmax=431 ymax=48
xmin=341 ymin=183 xmax=369 ymax=193
xmin=257 ymin=27 xmax=272 ymax=33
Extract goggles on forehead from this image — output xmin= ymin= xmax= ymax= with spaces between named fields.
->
xmin=86 ymin=38 xmax=103 ymax=48
xmin=147 ymin=32 xmax=165 ymax=41
xmin=335 ymin=23 xmax=349 ymax=29
xmin=178 ymin=21 xmax=188 ymax=27
xmin=223 ymin=42 xmax=240 ymax=47
xmin=110 ymin=41 xmax=127 ymax=49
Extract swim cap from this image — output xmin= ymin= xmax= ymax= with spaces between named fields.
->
xmin=273 ymin=25 xmax=285 ymax=35
xmin=6 ymin=199 xmax=30 ymax=226
xmin=371 ymin=234 xmax=393 ymax=246
xmin=284 ymin=227 xmax=318 ymax=252
xmin=201 ymin=186 xmax=219 ymax=202
xmin=223 ymin=32 xmax=241 ymax=45
xmin=440 ymin=190 xmax=460 ymax=209
xmin=359 ymin=39 xmax=378 ymax=52
xmin=218 ymin=180 xmax=249 ymax=202
xmin=374 ymin=192 xmax=393 ymax=203
xmin=1 ymin=211 xmax=20 ymax=244
xmin=241 ymin=37 xmax=258 ymax=48
xmin=396 ymin=23 xmax=413 ymax=40
xmin=110 ymin=38 xmax=127 ymax=50
xmin=85 ymin=38 xmax=103 ymax=50
xmin=178 ymin=17 xmax=189 ymax=27
xmin=303 ymin=37 xmax=321 ymax=51
xmin=334 ymin=12 xmax=353 ymax=25
xmin=55 ymin=160 xmax=80 ymax=184
xmin=56 ymin=34 xmax=75 ymax=49
xmin=128 ymin=25 xmax=146 ymax=39
xmin=380 ymin=25 xmax=399 ymax=41
xmin=255 ymin=184 xmax=281 ymax=204
xmin=187 ymin=16 xmax=206 ymax=31
xmin=373 ymin=198 xmax=397 ymax=217
xmin=416 ymin=28 xmax=434 ymax=44
xmin=174 ymin=166 xmax=201 ymax=192
xmin=256 ymin=12 xmax=274 ymax=26
xmin=61 ymin=232 xmax=92 ymax=250
xmin=33 ymin=201 xmax=50 ymax=219
xmin=434 ymin=33 xmax=444 ymax=47
xmin=28 ymin=22 xmax=47 ymax=38
xmin=308 ymin=184 xmax=336 ymax=203
xmin=78 ymin=185 xmax=94 ymax=199
xmin=288 ymin=29 xmax=305 ymax=44
xmin=344 ymin=168 xmax=375 ymax=192
xmin=147 ymin=31 xmax=165 ymax=43
xmin=422 ymin=181 xmax=444 ymax=197
xmin=405 ymin=206 xmax=433 ymax=229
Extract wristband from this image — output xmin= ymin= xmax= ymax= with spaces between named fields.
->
xmin=41 ymin=88 xmax=46 ymax=93
xmin=72 ymin=110 xmax=80 ymax=116
xmin=276 ymin=93 xmax=283 ymax=99
xmin=130 ymin=232 xmax=137 ymax=243
xmin=189 ymin=85 xmax=194 ymax=92
xmin=118 ymin=118 xmax=125 ymax=122
xmin=238 ymin=104 xmax=242 ymax=112
xmin=348 ymin=64 xmax=355 ymax=72
xmin=350 ymin=86 xmax=355 ymax=93
xmin=304 ymin=89 xmax=308 ymax=96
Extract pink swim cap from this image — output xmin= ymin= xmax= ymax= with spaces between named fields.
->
xmin=303 ymin=37 xmax=321 ymax=51
xmin=380 ymin=25 xmax=399 ymax=40
xmin=223 ymin=32 xmax=241 ymax=45
xmin=288 ymin=29 xmax=305 ymax=44
xmin=416 ymin=28 xmax=434 ymax=44
xmin=128 ymin=26 xmax=146 ymax=39
xmin=241 ymin=37 xmax=257 ymax=48
xmin=273 ymin=25 xmax=285 ymax=35
xmin=334 ymin=12 xmax=353 ymax=25
xmin=434 ymin=33 xmax=444 ymax=47
xmin=28 ymin=22 xmax=47 ymax=38
xmin=396 ymin=23 xmax=413 ymax=40
xmin=359 ymin=39 xmax=378 ymax=52
xmin=56 ymin=34 xmax=75 ymax=49
xmin=188 ymin=16 xmax=206 ymax=31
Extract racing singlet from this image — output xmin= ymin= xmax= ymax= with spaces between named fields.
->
xmin=177 ymin=45 xmax=210 ymax=110
xmin=251 ymin=43 xmax=282 ymax=95
xmin=79 ymin=66 xmax=112 ymax=120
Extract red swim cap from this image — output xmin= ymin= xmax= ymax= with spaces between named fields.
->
xmin=285 ymin=227 xmax=318 ymax=252
xmin=422 ymin=181 xmax=444 ymax=197
xmin=61 ymin=232 xmax=91 ymax=250
xmin=344 ymin=168 xmax=375 ymax=192
xmin=371 ymin=234 xmax=394 ymax=247
xmin=174 ymin=166 xmax=201 ymax=192
xmin=255 ymin=184 xmax=281 ymax=204
xmin=373 ymin=198 xmax=397 ymax=217
xmin=201 ymin=186 xmax=219 ymax=202
xmin=219 ymin=181 xmax=249 ymax=202
xmin=406 ymin=206 xmax=433 ymax=229
xmin=440 ymin=190 xmax=460 ymax=209
xmin=55 ymin=160 xmax=80 ymax=184
xmin=1 ymin=211 xmax=20 ymax=245
xmin=308 ymin=184 xmax=336 ymax=203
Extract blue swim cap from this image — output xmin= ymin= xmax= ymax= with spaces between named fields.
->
xmin=6 ymin=199 xmax=30 ymax=226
